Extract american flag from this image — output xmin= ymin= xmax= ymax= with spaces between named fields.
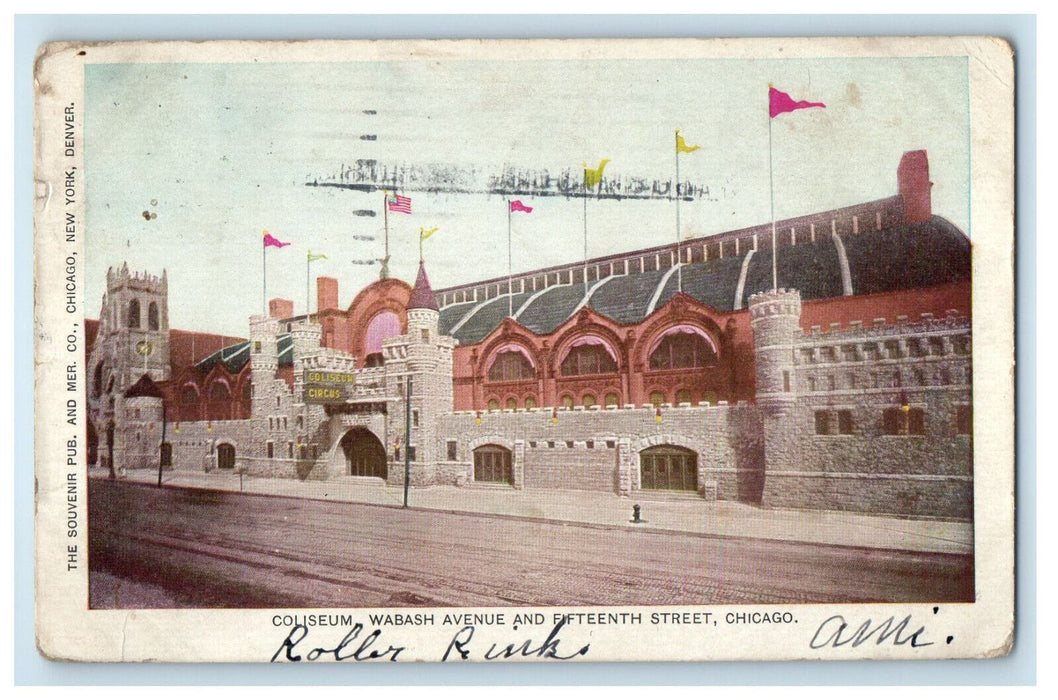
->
xmin=387 ymin=193 xmax=412 ymax=214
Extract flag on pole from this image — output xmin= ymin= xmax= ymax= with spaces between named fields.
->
xmin=386 ymin=193 xmax=412 ymax=214
xmin=263 ymin=230 xmax=290 ymax=248
xmin=420 ymin=226 xmax=439 ymax=241
xmin=510 ymin=200 xmax=533 ymax=214
xmin=769 ymin=86 xmax=826 ymax=118
xmin=307 ymin=250 xmax=328 ymax=262
xmin=676 ymin=130 xmax=701 ymax=153
xmin=583 ymin=159 xmax=611 ymax=189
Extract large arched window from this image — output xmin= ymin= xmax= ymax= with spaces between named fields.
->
xmin=487 ymin=346 xmax=536 ymax=382
xmin=648 ymin=326 xmax=718 ymax=370
xmin=127 ymin=299 xmax=140 ymax=328
xmin=559 ymin=336 xmax=618 ymax=376
xmin=148 ymin=302 xmax=159 ymax=330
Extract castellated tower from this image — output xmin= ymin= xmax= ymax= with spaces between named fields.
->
xmin=749 ymin=288 xmax=802 ymax=416
xmin=87 ymin=263 xmax=171 ymax=473
xmin=248 ymin=314 xmax=280 ymax=460
xmin=383 ymin=261 xmax=456 ymax=486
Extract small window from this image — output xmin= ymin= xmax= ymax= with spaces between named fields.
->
xmin=838 ymin=410 xmax=854 ymax=435
xmin=506 ymin=398 xmax=517 ymax=410
xmin=582 ymin=394 xmax=596 ymax=408
xmin=846 ymin=372 xmax=856 ymax=390
xmin=524 ymin=397 xmax=537 ymax=410
xmin=605 ymin=393 xmax=619 ymax=407
xmin=827 ymin=375 xmax=836 ymax=391
xmin=412 ymin=410 xmax=420 ymax=426
xmin=275 ymin=396 xmax=281 ymax=408
xmin=148 ymin=302 xmax=160 ymax=331
xmin=283 ymin=417 xmax=288 ymax=430
xmin=269 ymin=417 xmax=274 ymax=430
xmin=487 ymin=398 xmax=500 ymax=411
xmin=529 ymin=440 xmax=537 ymax=448
xmin=605 ymin=440 xmax=616 ymax=449
xmin=586 ymin=440 xmax=594 ymax=449
xmin=883 ymin=408 xmax=904 ymax=435
xmin=254 ymin=341 xmax=262 ymax=354
xmin=676 ymin=389 xmax=692 ymax=405
xmin=814 ymin=410 xmax=830 ymax=435
xmin=547 ymin=441 xmax=555 ymax=449
xmin=287 ymin=442 xmax=293 ymax=458
xmin=447 ymin=440 xmax=458 ymax=461
xmin=267 ymin=441 xmax=274 ymax=459
xmin=296 ymin=415 xmax=303 ymax=429
xmin=408 ymin=446 xmax=417 ymax=462
xmin=565 ymin=440 xmax=574 ymax=449
xmin=782 ymin=371 xmax=790 ymax=392
xmin=956 ymin=405 xmax=972 ymax=436
xmin=561 ymin=395 xmax=574 ymax=409
xmin=808 ymin=376 xmax=817 ymax=392
xmin=649 ymin=391 xmax=665 ymax=408
xmin=421 ymin=328 xmax=429 ymax=342
xmin=908 ymin=408 xmax=926 ymax=435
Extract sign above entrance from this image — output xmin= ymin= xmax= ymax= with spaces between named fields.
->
xmin=303 ymin=370 xmax=357 ymax=405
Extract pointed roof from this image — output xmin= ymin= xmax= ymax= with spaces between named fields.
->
xmin=124 ymin=373 xmax=164 ymax=399
xmin=408 ymin=261 xmax=439 ymax=311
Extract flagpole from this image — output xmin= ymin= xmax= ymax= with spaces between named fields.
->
xmin=262 ymin=239 xmax=267 ymax=315
xmin=583 ymin=177 xmax=589 ymax=296
xmin=675 ymin=129 xmax=682 ymax=293
xmin=306 ymin=253 xmax=311 ymax=320
xmin=768 ymin=108 xmax=777 ymax=292
xmin=383 ymin=191 xmax=390 ymax=260
xmin=507 ymin=200 xmax=513 ymax=318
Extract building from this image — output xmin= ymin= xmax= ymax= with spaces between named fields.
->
xmin=85 ymin=150 xmax=973 ymax=519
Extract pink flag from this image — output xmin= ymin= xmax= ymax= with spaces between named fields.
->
xmin=510 ymin=200 xmax=533 ymax=214
xmin=262 ymin=231 xmax=290 ymax=248
xmin=769 ymin=86 xmax=826 ymax=118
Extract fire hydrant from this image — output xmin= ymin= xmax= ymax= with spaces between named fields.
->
xmin=632 ymin=504 xmax=643 ymax=524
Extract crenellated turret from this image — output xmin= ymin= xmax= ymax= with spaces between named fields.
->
xmin=749 ymin=288 xmax=802 ymax=416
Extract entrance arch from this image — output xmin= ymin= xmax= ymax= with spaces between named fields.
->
xmin=216 ymin=443 xmax=236 ymax=470
xmin=639 ymin=445 xmax=698 ymax=492
xmin=340 ymin=428 xmax=387 ymax=479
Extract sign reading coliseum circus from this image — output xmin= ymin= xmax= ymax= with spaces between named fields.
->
xmin=302 ymin=370 xmax=356 ymax=404
xmin=32 ymin=36 xmax=1014 ymax=665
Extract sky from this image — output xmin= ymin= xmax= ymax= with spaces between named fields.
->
xmin=85 ymin=55 xmax=969 ymax=336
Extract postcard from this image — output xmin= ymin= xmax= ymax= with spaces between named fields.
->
xmin=33 ymin=36 xmax=1014 ymax=662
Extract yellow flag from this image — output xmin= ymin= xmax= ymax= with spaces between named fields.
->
xmin=420 ymin=226 xmax=439 ymax=240
xmin=676 ymin=130 xmax=700 ymax=154
xmin=583 ymin=159 xmax=611 ymax=188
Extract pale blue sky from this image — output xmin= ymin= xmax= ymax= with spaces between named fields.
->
xmin=85 ymin=56 xmax=968 ymax=336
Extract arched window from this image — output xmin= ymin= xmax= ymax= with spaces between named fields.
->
xmin=365 ymin=311 xmax=402 ymax=356
xmin=559 ymin=337 xmax=618 ymax=376
xmin=561 ymin=394 xmax=574 ymax=409
xmin=506 ymin=397 xmax=517 ymax=411
xmin=650 ymin=391 xmax=666 ymax=408
xmin=488 ymin=348 xmax=536 ymax=382
xmin=148 ymin=302 xmax=159 ymax=330
xmin=648 ymin=328 xmax=717 ymax=370
xmin=92 ymin=363 xmax=105 ymax=398
xmin=127 ymin=299 xmax=140 ymax=328
xmin=676 ymin=389 xmax=692 ymax=405
xmin=582 ymin=394 xmax=596 ymax=408
xmin=181 ymin=384 xmax=200 ymax=404
xmin=487 ymin=398 xmax=500 ymax=411
xmin=364 ymin=353 xmax=385 ymax=367
xmin=209 ymin=382 xmax=231 ymax=401
xmin=524 ymin=396 xmax=537 ymax=410
xmin=605 ymin=392 xmax=619 ymax=408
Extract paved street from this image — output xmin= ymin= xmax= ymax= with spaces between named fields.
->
xmin=88 ymin=479 xmax=974 ymax=609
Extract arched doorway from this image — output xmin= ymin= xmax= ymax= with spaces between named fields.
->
xmin=340 ymin=428 xmax=387 ymax=479
xmin=216 ymin=443 xmax=236 ymax=470
xmin=473 ymin=444 xmax=513 ymax=485
xmin=640 ymin=445 xmax=698 ymax=492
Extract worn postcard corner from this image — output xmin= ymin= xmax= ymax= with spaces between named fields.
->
xmin=33 ymin=36 xmax=1014 ymax=664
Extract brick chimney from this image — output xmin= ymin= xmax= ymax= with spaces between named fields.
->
xmin=897 ymin=150 xmax=933 ymax=224
xmin=268 ymin=298 xmax=294 ymax=319
xmin=317 ymin=276 xmax=339 ymax=312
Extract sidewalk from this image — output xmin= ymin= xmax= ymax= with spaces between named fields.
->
xmin=90 ymin=467 xmax=973 ymax=555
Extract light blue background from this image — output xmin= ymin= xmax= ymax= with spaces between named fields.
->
xmin=13 ymin=13 xmax=1036 ymax=686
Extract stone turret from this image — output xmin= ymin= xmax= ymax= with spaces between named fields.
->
xmin=749 ymin=288 xmax=801 ymax=417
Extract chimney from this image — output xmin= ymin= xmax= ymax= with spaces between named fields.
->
xmin=317 ymin=276 xmax=339 ymax=312
xmin=269 ymin=298 xmax=294 ymax=319
xmin=897 ymin=150 xmax=933 ymax=224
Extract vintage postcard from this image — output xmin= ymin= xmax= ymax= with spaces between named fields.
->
xmin=33 ymin=37 xmax=1014 ymax=663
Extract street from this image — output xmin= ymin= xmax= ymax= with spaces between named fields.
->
xmin=88 ymin=479 xmax=974 ymax=609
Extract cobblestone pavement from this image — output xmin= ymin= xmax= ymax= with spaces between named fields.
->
xmin=89 ymin=479 xmax=974 ymax=609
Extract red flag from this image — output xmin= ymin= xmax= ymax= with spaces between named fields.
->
xmin=510 ymin=200 xmax=533 ymax=214
xmin=263 ymin=231 xmax=290 ymax=248
xmin=769 ymin=86 xmax=826 ymax=118
xmin=387 ymin=193 xmax=412 ymax=214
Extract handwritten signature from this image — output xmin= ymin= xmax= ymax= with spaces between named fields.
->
xmin=809 ymin=614 xmax=933 ymax=649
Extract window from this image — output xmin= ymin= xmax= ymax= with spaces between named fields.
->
xmin=783 ymin=371 xmax=791 ymax=392
xmin=447 ymin=440 xmax=458 ymax=461
xmin=412 ymin=410 xmax=419 ymax=427
xmin=561 ymin=395 xmax=574 ymax=409
xmin=956 ymin=405 xmax=972 ymax=435
xmin=506 ymin=398 xmax=517 ymax=410
xmin=582 ymin=394 xmax=596 ymax=408
xmin=473 ymin=445 xmax=512 ymax=485
xmin=648 ymin=331 xmax=717 ymax=370
xmin=565 ymin=441 xmax=574 ymax=449
xmin=649 ymin=391 xmax=665 ymax=408
xmin=605 ymin=392 xmax=619 ymax=408
xmin=266 ymin=441 xmax=274 ymax=459
xmin=254 ymin=341 xmax=262 ymax=354
xmin=296 ymin=415 xmax=303 ymax=429
xmin=487 ymin=350 xmax=535 ymax=382
xmin=883 ymin=407 xmax=926 ymax=435
xmin=676 ymin=389 xmax=692 ymax=405
xmin=421 ymin=328 xmax=429 ymax=342
xmin=148 ymin=302 xmax=159 ymax=331
xmin=929 ymin=337 xmax=945 ymax=356
xmin=408 ymin=446 xmax=417 ymax=461
xmin=885 ymin=340 xmax=901 ymax=359
xmin=127 ymin=299 xmax=140 ymax=328
xmin=275 ymin=396 xmax=281 ymax=408
xmin=883 ymin=408 xmax=904 ymax=435
xmin=827 ymin=375 xmax=836 ymax=391
xmin=814 ymin=410 xmax=831 ymax=435
xmin=560 ymin=343 xmax=617 ymax=376
xmin=365 ymin=353 xmax=385 ymax=367
xmin=808 ymin=376 xmax=817 ymax=392
xmin=606 ymin=440 xmax=616 ymax=449
xmin=181 ymin=385 xmax=199 ymax=404
xmin=209 ymin=382 xmax=230 ymax=401
xmin=838 ymin=410 xmax=854 ymax=435
xmin=269 ymin=417 xmax=274 ymax=430
xmin=842 ymin=345 xmax=858 ymax=362
xmin=846 ymin=372 xmax=856 ymax=390
xmin=524 ymin=397 xmax=537 ymax=410
xmin=586 ymin=440 xmax=594 ymax=449
xmin=287 ymin=442 xmax=294 ymax=458
xmin=487 ymin=398 xmax=500 ymax=411
xmin=908 ymin=408 xmax=926 ymax=435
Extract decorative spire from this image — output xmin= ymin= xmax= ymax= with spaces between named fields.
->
xmin=408 ymin=260 xmax=439 ymax=311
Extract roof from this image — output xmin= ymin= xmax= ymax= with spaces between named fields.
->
xmin=437 ymin=216 xmax=970 ymax=345
xmin=194 ymin=333 xmax=293 ymax=374
xmin=408 ymin=261 xmax=439 ymax=311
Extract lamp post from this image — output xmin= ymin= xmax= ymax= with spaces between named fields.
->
xmin=403 ymin=374 xmax=412 ymax=508
xmin=158 ymin=401 xmax=167 ymax=487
